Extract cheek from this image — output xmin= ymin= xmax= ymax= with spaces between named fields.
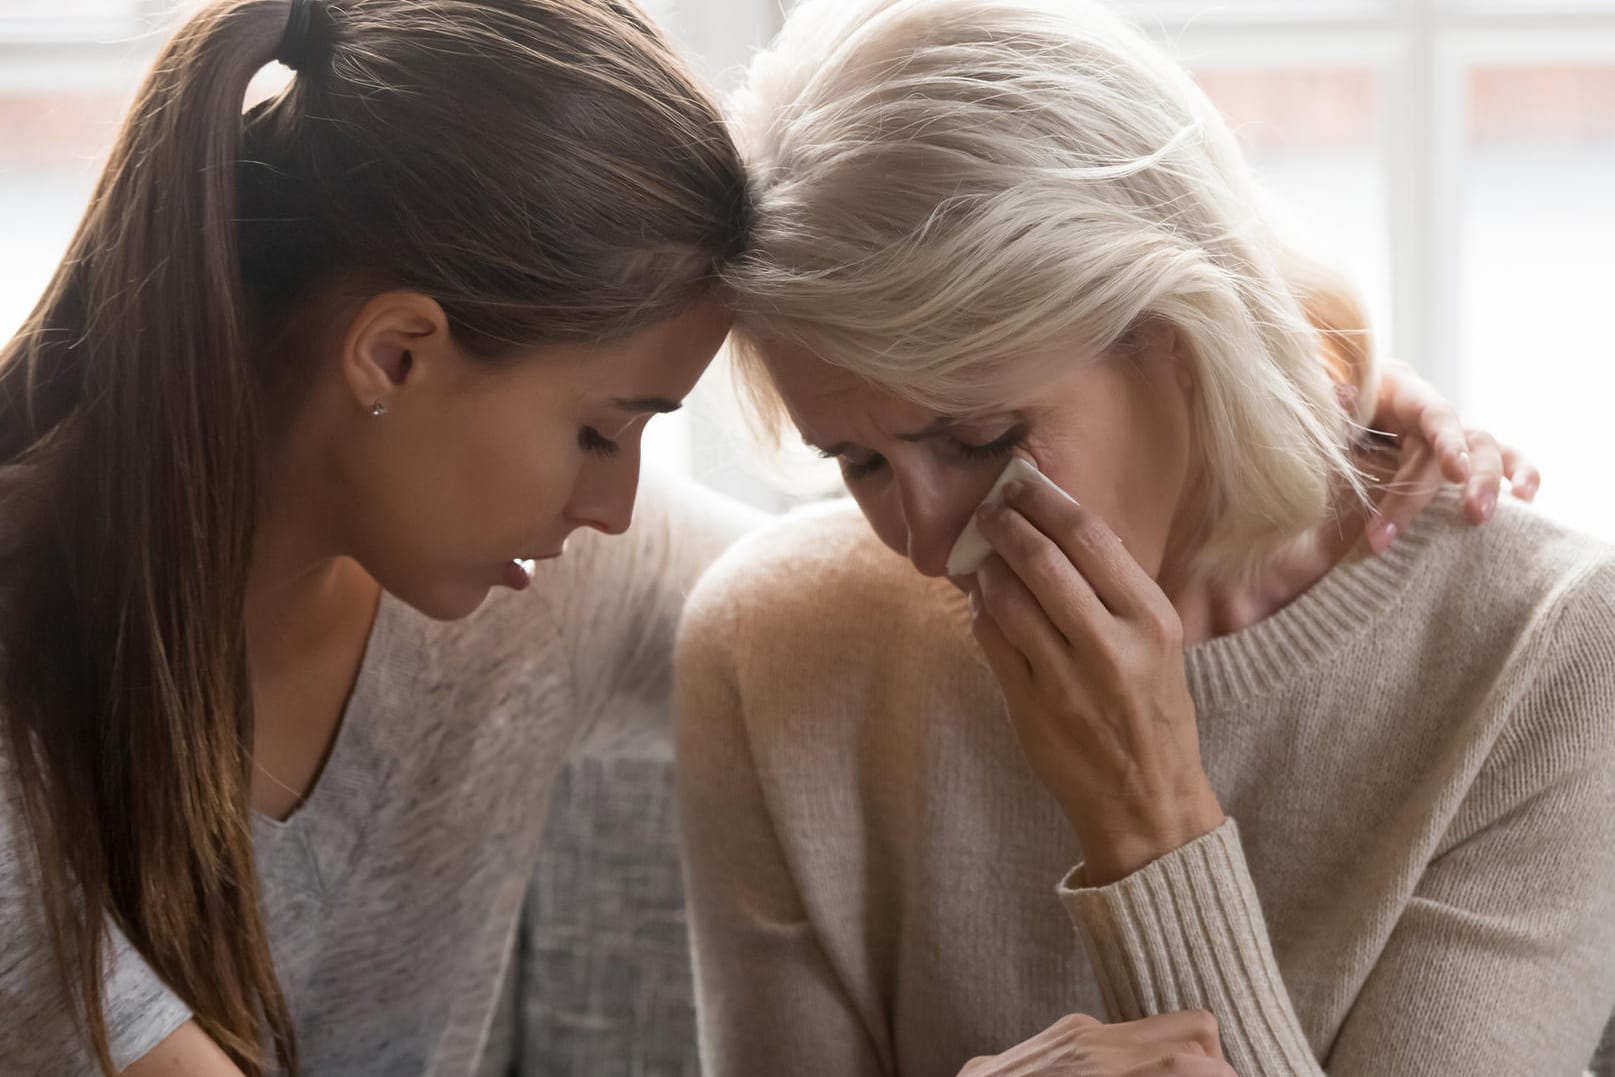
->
xmin=430 ymin=400 xmax=580 ymax=527
xmin=1026 ymin=432 xmax=1181 ymax=575
xmin=847 ymin=485 xmax=910 ymax=560
xmin=487 ymin=426 xmax=580 ymax=514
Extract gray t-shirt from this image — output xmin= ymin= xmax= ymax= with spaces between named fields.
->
xmin=0 ymin=470 xmax=760 ymax=1076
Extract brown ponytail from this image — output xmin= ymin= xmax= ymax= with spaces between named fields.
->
xmin=0 ymin=0 xmax=749 ymax=1072
xmin=2 ymin=3 xmax=297 ymax=1070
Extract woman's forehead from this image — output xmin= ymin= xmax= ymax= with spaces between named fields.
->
xmin=760 ymin=333 xmax=1074 ymax=426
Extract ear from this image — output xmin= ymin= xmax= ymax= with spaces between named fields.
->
xmin=338 ymin=291 xmax=453 ymax=414
xmin=1164 ymin=324 xmax=1195 ymax=394
xmin=1122 ymin=317 xmax=1193 ymax=393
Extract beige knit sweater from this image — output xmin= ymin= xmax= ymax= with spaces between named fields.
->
xmin=674 ymin=489 xmax=1615 ymax=1077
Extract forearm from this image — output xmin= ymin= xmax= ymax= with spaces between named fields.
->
xmin=1060 ymin=819 xmax=1323 ymax=1077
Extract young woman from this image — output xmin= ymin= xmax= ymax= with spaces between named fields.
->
xmin=0 ymin=0 xmax=1527 ymax=1074
xmin=0 ymin=1 xmax=757 ymax=1074
xmin=673 ymin=1 xmax=1607 ymax=1075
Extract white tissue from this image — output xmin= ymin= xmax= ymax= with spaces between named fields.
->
xmin=945 ymin=457 xmax=1071 ymax=577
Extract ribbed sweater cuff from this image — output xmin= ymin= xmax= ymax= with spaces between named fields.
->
xmin=1057 ymin=819 xmax=1322 ymax=1075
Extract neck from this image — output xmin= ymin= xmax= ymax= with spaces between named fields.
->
xmin=245 ymin=426 xmax=378 ymax=681
xmin=245 ymin=465 xmax=353 ymax=665
xmin=243 ymin=440 xmax=381 ymax=818
xmin=1159 ymin=495 xmax=1371 ymax=648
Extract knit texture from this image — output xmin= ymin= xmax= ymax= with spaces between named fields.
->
xmin=675 ymin=489 xmax=1615 ymax=1076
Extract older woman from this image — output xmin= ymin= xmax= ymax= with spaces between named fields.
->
xmin=673 ymin=1 xmax=1614 ymax=1075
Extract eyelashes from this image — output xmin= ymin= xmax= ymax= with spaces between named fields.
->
xmin=840 ymin=453 xmax=886 ymax=481
xmin=578 ymin=426 xmax=620 ymax=457
xmin=954 ymin=425 xmax=1025 ymax=462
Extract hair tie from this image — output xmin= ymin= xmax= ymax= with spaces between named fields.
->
xmin=276 ymin=0 xmax=323 ymax=73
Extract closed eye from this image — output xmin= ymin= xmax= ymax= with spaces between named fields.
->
xmin=954 ymin=425 xmax=1026 ymax=462
xmin=817 ymin=446 xmax=886 ymax=481
xmin=579 ymin=426 xmax=620 ymax=457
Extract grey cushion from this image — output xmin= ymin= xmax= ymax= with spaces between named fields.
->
xmin=487 ymin=757 xmax=699 ymax=1077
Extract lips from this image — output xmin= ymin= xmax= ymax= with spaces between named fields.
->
xmin=504 ymin=558 xmax=535 ymax=591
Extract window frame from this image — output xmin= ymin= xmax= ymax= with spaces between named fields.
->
xmin=5 ymin=0 xmax=1613 ymax=491
xmin=1111 ymin=0 xmax=1615 ymax=401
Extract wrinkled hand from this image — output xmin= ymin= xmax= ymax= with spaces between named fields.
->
xmin=957 ymin=1011 xmax=1236 ymax=1077
xmin=1359 ymin=358 xmax=1539 ymax=552
xmin=971 ymin=479 xmax=1224 ymax=886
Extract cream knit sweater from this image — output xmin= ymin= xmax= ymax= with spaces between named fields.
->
xmin=674 ymin=489 xmax=1615 ymax=1076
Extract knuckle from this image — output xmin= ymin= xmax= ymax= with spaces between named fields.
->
xmin=1187 ymin=1008 xmax=1220 ymax=1039
xmin=1072 ymin=521 xmax=1118 ymax=567
xmin=1069 ymin=507 xmax=1106 ymax=546
xmin=1144 ymin=609 xmax=1183 ymax=650
xmin=1030 ymin=543 xmax=1066 ymax=581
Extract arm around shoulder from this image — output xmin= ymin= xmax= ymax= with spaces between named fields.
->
xmin=674 ymin=550 xmax=887 ymax=1077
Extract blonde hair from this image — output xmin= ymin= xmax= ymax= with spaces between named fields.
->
xmin=724 ymin=0 xmax=1376 ymax=578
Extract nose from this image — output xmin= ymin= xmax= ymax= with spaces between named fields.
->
xmin=567 ymin=456 xmax=641 ymax=536
xmin=898 ymin=476 xmax=966 ymax=579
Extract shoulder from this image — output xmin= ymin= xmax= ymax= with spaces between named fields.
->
xmin=682 ymin=498 xmax=911 ymax=625
xmin=1480 ymin=506 xmax=1615 ymax=724
xmin=1393 ymin=502 xmax=1615 ymax=864
xmin=1403 ymin=491 xmax=1615 ymax=643
xmin=1401 ymin=492 xmax=1615 ymax=745
xmin=677 ymin=497 xmax=965 ymax=674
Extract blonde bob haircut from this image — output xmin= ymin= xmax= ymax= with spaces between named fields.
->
xmin=723 ymin=0 xmax=1379 ymax=579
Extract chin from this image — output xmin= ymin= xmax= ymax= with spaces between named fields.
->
xmin=399 ymin=582 xmax=495 ymax=623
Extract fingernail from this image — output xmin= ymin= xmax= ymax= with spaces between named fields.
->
xmin=1455 ymin=451 xmax=1471 ymax=479
xmin=977 ymin=502 xmax=1004 ymax=523
xmin=967 ymin=589 xmax=981 ymax=617
xmin=1000 ymin=481 xmax=1025 ymax=500
xmin=1479 ymin=491 xmax=1497 ymax=520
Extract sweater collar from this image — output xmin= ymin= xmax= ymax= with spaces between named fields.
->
xmin=1183 ymin=489 xmax=1453 ymax=711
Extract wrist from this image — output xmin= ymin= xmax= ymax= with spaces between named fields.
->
xmin=1072 ymin=785 xmax=1226 ymax=887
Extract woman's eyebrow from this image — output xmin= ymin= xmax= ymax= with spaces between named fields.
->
xmin=809 ymin=414 xmax=1005 ymax=456
xmin=893 ymin=417 xmax=957 ymax=443
xmin=610 ymin=396 xmax=684 ymax=414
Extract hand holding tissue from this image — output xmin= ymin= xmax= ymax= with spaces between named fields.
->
xmin=946 ymin=457 xmax=1076 ymax=577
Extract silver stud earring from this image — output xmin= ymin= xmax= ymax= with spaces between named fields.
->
xmin=369 ymin=401 xmax=387 ymax=417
